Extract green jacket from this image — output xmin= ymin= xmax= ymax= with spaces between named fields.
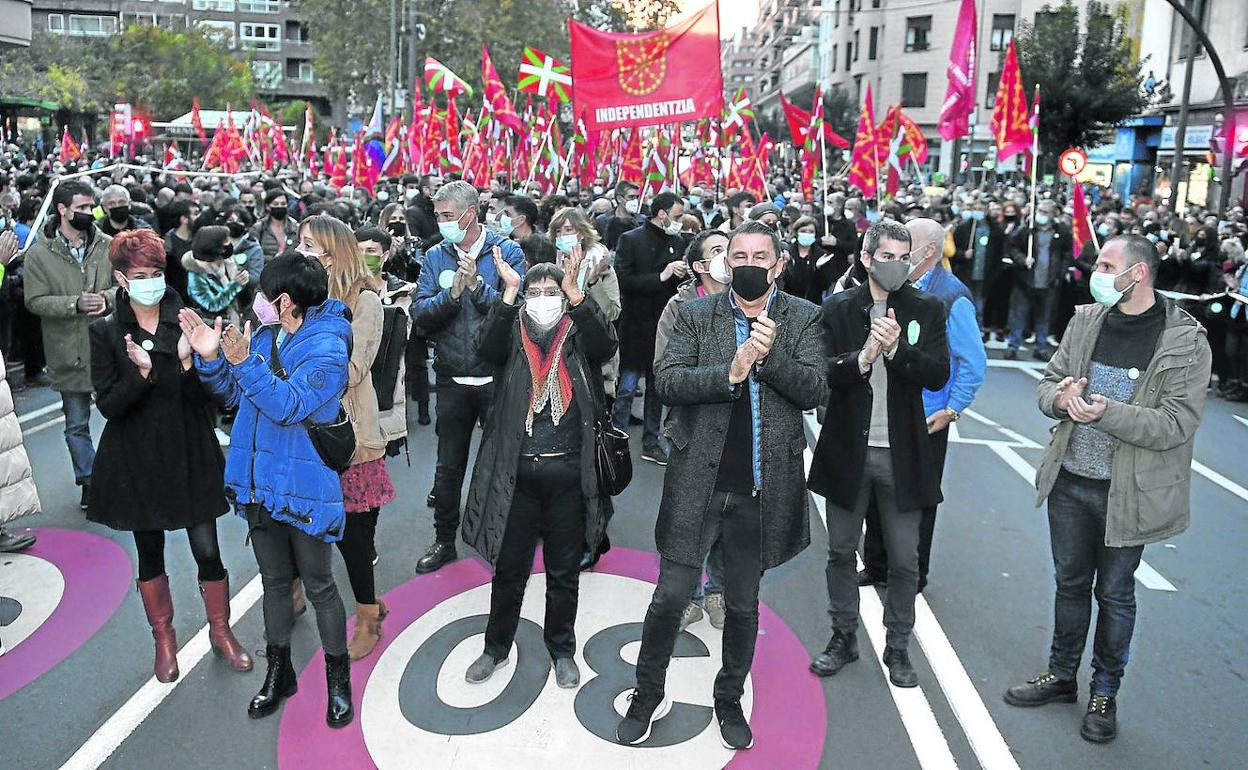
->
xmin=1035 ymin=298 xmax=1211 ymax=546
xmin=24 ymin=226 xmax=117 ymax=393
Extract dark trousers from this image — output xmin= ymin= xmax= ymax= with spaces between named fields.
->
xmin=826 ymin=447 xmax=922 ymax=649
xmin=406 ymin=334 xmax=430 ymax=411
xmin=862 ymin=429 xmax=949 ymax=589
xmin=250 ymin=515 xmax=347 ymax=656
xmin=334 ymin=508 xmax=379 ymax=604
xmin=60 ymin=391 xmax=95 ymax=486
xmin=133 ymin=522 xmax=226 ymax=583
xmin=1047 ymin=470 xmax=1144 ymax=697
xmin=432 ymin=380 xmax=493 ymax=544
xmin=611 ymin=367 xmax=663 ymax=450
xmin=634 ymin=489 xmax=762 ymax=704
xmin=14 ymin=303 xmax=44 ymax=378
xmin=484 ymin=455 xmax=586 ymax=661
xmin=1008 ymin=285 xmax=1054 ymax=352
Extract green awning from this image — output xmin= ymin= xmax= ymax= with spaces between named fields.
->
xmin=0 ymin=97 xmax=60 ymax=111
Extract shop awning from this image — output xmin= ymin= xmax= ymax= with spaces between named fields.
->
xmin=0 ymin=96 xmax=59 ymax=111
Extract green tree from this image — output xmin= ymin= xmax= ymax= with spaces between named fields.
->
xmin=109 ymin=25 xmax=253 ymax=118
xmin=1014 ymin=1 xmax=1152 ymax=162
xmin=301 ymin=0 xmax=679 ymax=113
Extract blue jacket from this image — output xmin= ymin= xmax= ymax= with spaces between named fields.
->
xmin=411 ymin=229 xmax=526 ymax=378
xmin=914 ymin=266 xmax=986 ymax=417
xmin=196 ymin=300 xmax=352 ymax=542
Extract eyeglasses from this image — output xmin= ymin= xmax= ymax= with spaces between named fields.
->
xmin=523 ymin=288 xmax=563 ymax=299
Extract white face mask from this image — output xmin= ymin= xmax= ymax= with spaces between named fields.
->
xmin=524 ymin=294 xmax=564 ymax=326
xmin=624 ymin=199 xmax=640 ymax=215
xmin=664 ymin=219 xmax=683 ymax=237
xmin=555 ymin=234 xmax=579 ymax=254
xmin=709 ymin=253 xmax=732 ymax=284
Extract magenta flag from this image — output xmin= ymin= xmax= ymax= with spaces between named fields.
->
xmin=938 ymin=0 xmax=977 ymax=141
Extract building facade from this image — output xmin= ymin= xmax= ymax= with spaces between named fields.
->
xmin=28 ymin=0 xmax=329 ymax=117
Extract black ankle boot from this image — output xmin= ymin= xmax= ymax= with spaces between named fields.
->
xmin=325 ymin=652 xmax=354 ymax=728
xmin=248 ymin=645 xmax=297 ymax=719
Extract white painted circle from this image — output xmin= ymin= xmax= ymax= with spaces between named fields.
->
xmin=360 ymin=572 xmax=751 ymax=769
xmin=0 ymin=553 xmax=66 ymax=654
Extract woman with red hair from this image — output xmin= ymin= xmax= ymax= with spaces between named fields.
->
xmin=88 ymin=229 xmax=251 ymax=682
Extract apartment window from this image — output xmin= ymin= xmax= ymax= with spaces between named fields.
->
xmin=193 ymin=0 xmax=235 ymax=10
xmin=868 ymin=26 xmax=878 ymax=60
xmin=845 ymin=40 xmax=852 ymax=70
xmin=286 ymin=21 xmax=309 ymax=42
xmin=985 ymin=71 xmax=1001 ymax=109
xmin=122 ymin=12 xmax=156 ymax=26
xmin=251 ymin=60 xmax=283 ymax=89
xmin=239 ymin=22 xmax=281 ymax=51
xmin=196 ymin=19 xmax=235 ymax=48
xmin=66 ymin=14 xmax=118 ymax=37
xmin=239 ymin=0 xmax=281 ymax=12
xmin=905 ymin=16 xmax=932 ymax=52
xmin=871 ymin=0 xmax=880 ymax=7
xmin=991 ymin=15 xmax=1015 ymax=51
xmin=832 ymin=43 xmax=838 ymax=72
xmin=853 ymin=30 xmax=860 ymax=61
xmin=834 ymin=0 xmax=840 ymax=29
xmin=47 ymin=13 xmax=64 ymax=33
xmin=901 ymin=73 xmax=927 ymax=108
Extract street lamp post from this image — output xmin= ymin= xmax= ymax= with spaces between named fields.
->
xmin=1161 ymin=0 xmax=1237 ymax=214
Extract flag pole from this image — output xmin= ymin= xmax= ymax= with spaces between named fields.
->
xmin=671 ymin=122 xmax=681 ymax=195
xmin=819 ymin=116 xmax=831 ymax=235
xmin=554 ymin=134 xmax=575 ymax=193
xmin=1026 ymin=83 xmax=1040 ymax=267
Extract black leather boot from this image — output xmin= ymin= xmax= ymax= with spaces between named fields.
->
xmin=248 ymin=645 xmax=297 ymax=719
xmin=809 ymin=630 xmax=859 ymax=676
xmin=325 ymin=652 xmax=354 ymax=728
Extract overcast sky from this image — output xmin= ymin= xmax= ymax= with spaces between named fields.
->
xmin=672 ymin=0 xmax=760 ymax=39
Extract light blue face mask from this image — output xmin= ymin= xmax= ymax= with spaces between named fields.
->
xmin=555 ymin=234 xmax=579 ymax=253
xmin=688 ymin=195 xmax=702 ymax=207
xmin=961 ymin=210 xmax=973 ymax=220
xmin=439 ymin=209 xmax=470 ymax=245
xmin=126 ymin=275 xmax=166 ymax=307
xmin=796 ymin=232 xmax=817 ymax=247
xmin=1035 ymin=214 xmax=1051 ymax=227
xmin=971 ymin=210 xmax=986 ymax=221
xmin=498 ymin=214 xmax=515 ymax=236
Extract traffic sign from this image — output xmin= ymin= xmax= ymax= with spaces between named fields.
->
xmin=1058 ymin=147 xmax=1087 ymax=177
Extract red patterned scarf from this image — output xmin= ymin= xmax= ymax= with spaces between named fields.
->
xmin=519 ymin=315 xmax=575 ymax=434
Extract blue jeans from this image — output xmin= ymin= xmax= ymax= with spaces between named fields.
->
xmin=611 ymin=368 xmax=662 ymax=451
xmin=1007 ymin=285 xmax=1053 ymax=352
xmin=60 ymin=391 xmax=95 ymax=486
xmin=690 ymin=538 xmax=725 ymax=602
xmin=1047 ymin=470 xmax=1145 ymax=697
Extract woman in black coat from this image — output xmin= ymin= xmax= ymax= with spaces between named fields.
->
xmin=460 ymin=249 xmax=617 ymax=691
xmin=88 ymin=229 xmax=251 ymax=683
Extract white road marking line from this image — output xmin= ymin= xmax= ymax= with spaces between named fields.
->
xmin=962 ymin=409 xmax=1042 ymax=449
xmin=986 ymin=359 xmax=1046 ymax=375
xmin=973 ymin=429 xmax=1176 ymax=593
xmin=18 ymin=402 xmax=62 ymax=424
xmin=22 ymin=415 xmax=66 ymax=437
xmin=1191 ymin=461 xmax=1248 ymax=505
xmin=1233 ymin=415 xmax=1248 ymax=429
xmin=59 ymin=573 xmax=264 ymax=770
xmin=801 ymin=440 xmax=960 ymax=770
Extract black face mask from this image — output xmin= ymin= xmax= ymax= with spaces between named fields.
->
xmin=69 ymin=211 xmax=94 ymax=232
xmin=269 ymin=207 xmax=288 ymax=220
xmin=386 ymin=221 xmax=406 ymax=237
xmin=731 ymin=265 xmax=773 ymax=301
xmin=109 ymin=205 xmax=130 ymax=222
xmin=226 ymin=221 xmax=247 ymax=238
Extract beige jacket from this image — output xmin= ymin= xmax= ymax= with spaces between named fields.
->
xmin=583 ymin=244 xmax=622 ymax=396
xmin=0 ymin=352 xmax=41 ymax=525
xmin=1035 ymin=299 xmax=1211 ymax=547
xmin=23 ymin=226 xmax=116 ymax=393
xmin=345 ymin=288 xmax=387 ymax=465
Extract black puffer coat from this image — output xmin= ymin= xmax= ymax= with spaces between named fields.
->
xmin=461 ymin=297 xmax=618 ymax=566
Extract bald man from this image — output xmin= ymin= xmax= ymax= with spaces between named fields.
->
xmin=859 ymin=218 xmax=986 ymax=592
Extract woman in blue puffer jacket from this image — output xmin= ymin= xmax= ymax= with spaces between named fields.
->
xmin=179 ymin=251 xmax=355 ymax=730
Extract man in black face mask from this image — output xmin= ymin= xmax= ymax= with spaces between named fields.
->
xmin=99 ymin=184 xmax=152 ymax=237
xmin=808 ymin=219 xmax=950 ymax=689
xmin=255 ymin=189 xmax=299 ymax=261
xmin=615 ymin=221 xmax=826 ymax=752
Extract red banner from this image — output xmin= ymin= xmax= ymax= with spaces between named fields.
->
xmin=569 ymin=1 xmax=723 ymax=132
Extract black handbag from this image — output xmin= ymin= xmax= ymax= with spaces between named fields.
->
xmin=593 ymin=415 xmax=633 ymax=496
xmin=268 ymin=333 xmax=356 ymax=473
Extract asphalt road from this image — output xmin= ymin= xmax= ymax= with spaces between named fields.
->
xmin=2 ymin=355 xmax=1246 ymax=770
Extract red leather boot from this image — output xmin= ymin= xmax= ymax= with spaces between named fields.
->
xmin=136 ymin=575 xmax=179 ymax=683
xmin=199 ymin=572 xmax=253 ymax=671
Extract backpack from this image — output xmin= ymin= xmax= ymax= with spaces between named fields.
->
xmin=370 ymin=302 xmax=409 ymax=412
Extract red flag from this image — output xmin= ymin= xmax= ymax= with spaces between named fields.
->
xmin=938 ymin=0 xmax=977 ymax=141
xmin=482 ymin=45 xmax=523 ymax=133
xmin=848 ymin=84 xmax=879 ymax=197
xmin=191 ymin=97 xmax=206 ymax=142
xmin=60 ymin=126 xmax=82 ymax=162
xmin=780 ymin=91 xmax=849 ymax=150
xmin=569 ymin=2 xmax=723 ymax=132
xmin=1072 ymin=181 xmax=1092 ymax=256
xmin=991 ymin=41 xmax=1032 ymax=162
xmin=620 ymin=128 xmax=644 ymax=185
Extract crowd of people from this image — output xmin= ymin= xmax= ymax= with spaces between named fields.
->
xmin=0 ymin=139 xmax=1228 ymax=749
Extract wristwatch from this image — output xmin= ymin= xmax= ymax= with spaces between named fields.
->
xmin=944 ymin=407 xmax=961 ymax=422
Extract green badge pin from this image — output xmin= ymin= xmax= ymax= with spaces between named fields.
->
xmin=907 ymin=319 xmax=921 ymax=345
xmin=438 ymin=269 xmax=456 ymax=290
xmin=1210 ymin=302 xmax=1223 ymax=314
xmin=1128 ymin=367 xmax=1140 ymax=381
